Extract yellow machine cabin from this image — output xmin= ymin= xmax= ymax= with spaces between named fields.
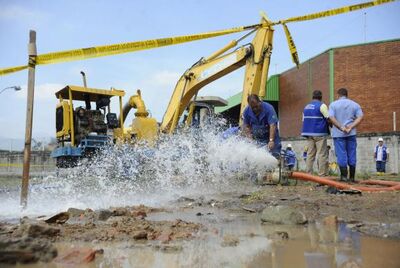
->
xmin=51 ymin=79 xmax=159 ymax=167
xmin=51 ymin=85 xmax=125 ymax=167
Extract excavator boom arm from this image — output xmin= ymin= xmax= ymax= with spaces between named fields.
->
xmin=160 ymin=22 xmax=274 ymax=133
xmin=160 ymin=47 xmax=249 ymax=133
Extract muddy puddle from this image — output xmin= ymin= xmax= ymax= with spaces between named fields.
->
xmin=4 ymin=205 xmax=399 ymax=268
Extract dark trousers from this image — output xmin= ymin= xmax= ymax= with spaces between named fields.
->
xmin=376 ymin=161 xmax=386 ymax=173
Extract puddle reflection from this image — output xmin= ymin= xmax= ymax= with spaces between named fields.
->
xmin=249 ymin=222 xmax=400 ymax=268
xmin=11 ymin=211 xmax=400 ymax=268
xmin=96 ymin=211 xmax=400 ymax=268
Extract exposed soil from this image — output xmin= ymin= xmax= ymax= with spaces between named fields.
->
xmin=238 ymin=184 xmax=400 ymax=223
xmin=0 ymin=177 xmax=400 ymax=266
xmin=235 ymin=183 xmax=400 ymax=238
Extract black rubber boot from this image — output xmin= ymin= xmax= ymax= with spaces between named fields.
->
xmin=339 ymin=166 xmax=348 ymax=182
xmin=349 ymin=165 xmax=356 ymax=182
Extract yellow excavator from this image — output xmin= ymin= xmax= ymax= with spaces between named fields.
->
xmin=52 ymin=15 xmax=275 ymax=166
xmin=114 ymin=15 xmax=276 ymax=142
xmin=119 ymin=15 xmax=275 ymax=142
xmin=160 ymin=15 xmax=275 ymax=134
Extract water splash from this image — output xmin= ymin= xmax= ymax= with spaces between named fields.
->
xmin=0 ymin=120 xmax=277 ymax=219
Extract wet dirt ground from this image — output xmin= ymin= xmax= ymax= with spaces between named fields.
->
xmin=1 ymin=177 xmax=400 ymax=267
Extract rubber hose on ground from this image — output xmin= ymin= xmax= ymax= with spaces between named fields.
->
xmin=290 ymin=172 xmax=400 ymax=192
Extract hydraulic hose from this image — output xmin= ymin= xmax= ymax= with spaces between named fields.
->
xmin=290 ymin=172 xmax=400 ymax=192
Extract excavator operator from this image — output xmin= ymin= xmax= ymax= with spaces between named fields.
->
xmin=242 ymin=94 xmax=281 ymax=158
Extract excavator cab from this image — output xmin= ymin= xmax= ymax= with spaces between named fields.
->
xmin=182 ymin=96 xmax=228 ymax=128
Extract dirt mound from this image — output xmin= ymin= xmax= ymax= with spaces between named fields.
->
xmin=0 ymin=205 xmax=201 ymax=265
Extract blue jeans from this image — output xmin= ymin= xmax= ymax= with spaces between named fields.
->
xmin=376 ymin=161 xmax=386 ymax=173
xmin=333 ymin=136 xmax=357 ymax=168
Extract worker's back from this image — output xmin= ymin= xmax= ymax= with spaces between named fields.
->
xmin=329 ymin=97 xmax=363 ymax=138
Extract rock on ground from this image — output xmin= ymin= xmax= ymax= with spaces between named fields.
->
xmin=261 ymin=205 xmax=307 ymax=225
xmin=14 ymin=223 xmax=60 ymax=238
xmin=0 ymin=237 xmax=57 ymax=264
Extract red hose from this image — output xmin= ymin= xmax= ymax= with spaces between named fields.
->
xmin=291 ymin=172 xmax=400 ymax=192
xmin=361 ymin=179 xmax=400 ymax=187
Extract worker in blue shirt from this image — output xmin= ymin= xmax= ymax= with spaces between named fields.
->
xmin=328 ymin=88 xmax=363 ymax=182
xmin=284 ymin=144 xmax=296 ymax=170
xmin=374 ymin=137 xmax=389 ymax=175
xmin=301 ymin=90 xmax=330 ymax=176
xmin=242 ymin=94 xmax=281 ymax=158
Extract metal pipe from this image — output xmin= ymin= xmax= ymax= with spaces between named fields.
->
xmin=80 ymin=71 xmax=87 ymax=88
xmin=204 ymin=40 xmax=237 ymax=62
xmin=69 ymin=88 xmax=75 ymax=146
xmin=80 ymin=71 xmax=91 ymax=110
xmin=204 ymin=29 xmax=257 ymax=63
xmin=119 ymin=96 xmax=124 ymax=130
xmin=119 ymin=90 xmax=149 ymax=124
xmin=131 ymin=90 xmax=148 ymax=117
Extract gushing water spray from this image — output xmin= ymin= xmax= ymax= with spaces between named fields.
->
xmin=0 ymin=119 xmax=277 ymax=219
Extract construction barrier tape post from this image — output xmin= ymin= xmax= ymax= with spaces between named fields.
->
xmin=0 ymin=0 xmax=396 ymax=77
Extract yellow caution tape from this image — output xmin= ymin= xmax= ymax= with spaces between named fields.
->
xmin=0 ymin=0 xmax=396 ymax=76
xmin=273 ymin=0 xmax=395 ymax=67
xmin=275 ymin=0 xmax=395 ymax=24
xmin=0 ymin=26 xmax=251 ymax=76
xmin=36 ymin=26 xmax=249 ymax=65
xmin=282 ymin=24 xmax=299 ymax=68
xmin=0 ymin=65 xmax=28 ymax=76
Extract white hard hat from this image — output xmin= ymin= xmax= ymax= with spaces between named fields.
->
xmin=287 ymin=144 xmax=292 ymax=148
xmin=378 ymin=137 xmax=383 ymax=142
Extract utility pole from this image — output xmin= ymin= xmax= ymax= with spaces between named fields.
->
xmin=21 ymin=30 xmax=37 ymax=208
xmin=363 ymin=12 xmax=367 ymax=43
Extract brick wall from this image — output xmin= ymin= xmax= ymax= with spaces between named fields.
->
xmin=279 ymin=53 xmax=329 ymax=138
xmin=333 ymin=40 xmax=400 ymax=133
xmin=278 ymin=39 xmax=400 ymax=138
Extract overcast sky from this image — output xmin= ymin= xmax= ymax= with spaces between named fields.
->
xmin=0 ymin=0 xmax=399 ymax=145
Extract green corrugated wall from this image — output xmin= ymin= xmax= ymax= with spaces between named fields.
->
xmin=264 ymin=74 xmax=279 ymax=101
